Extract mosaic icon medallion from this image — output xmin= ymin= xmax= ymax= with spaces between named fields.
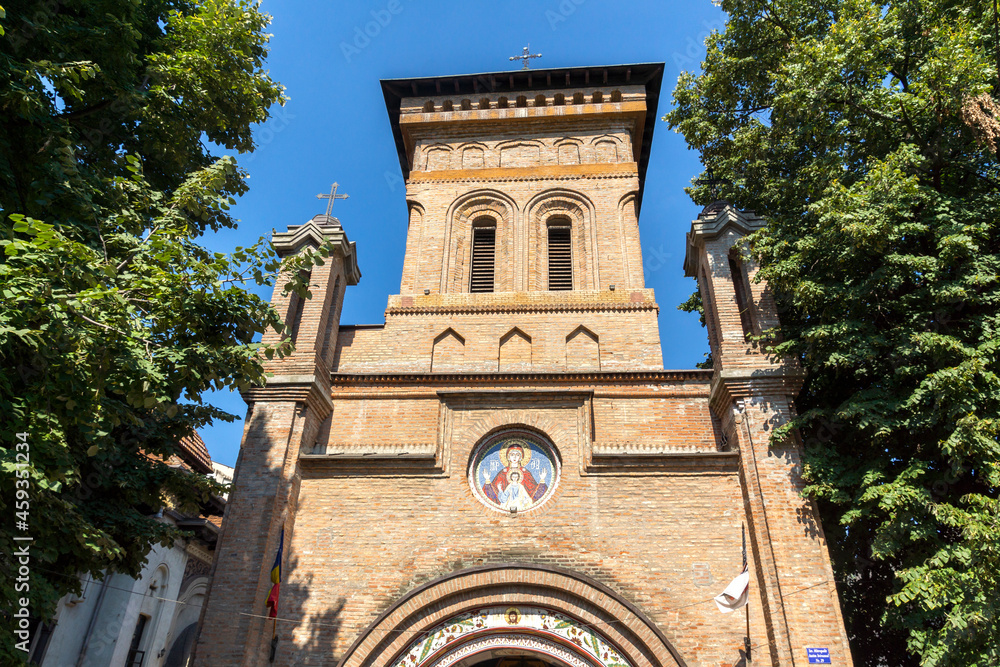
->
xmin=469 ymin=432 xmax=559 ymax=514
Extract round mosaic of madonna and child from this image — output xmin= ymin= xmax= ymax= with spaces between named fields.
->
xmin=469 ymin=431 xmax=560 ymax=514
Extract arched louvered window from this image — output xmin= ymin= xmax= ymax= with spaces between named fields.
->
xmin=470 ymin=222 xmax=496 ymax=293
xmin=547 ymin=223 xmax=572 ymax=291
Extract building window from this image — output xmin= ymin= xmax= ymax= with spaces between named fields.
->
xmin=126 ymin=614 xmax=149 ymax=667
xmin=547 ymin=225 xmax=572 ymax=290
xmin=470 ymin=225 xmax=496 ymax=293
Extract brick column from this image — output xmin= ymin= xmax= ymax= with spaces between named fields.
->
xmin=192 ymin=216 xmax=359 ymax=666
xmin=686 ymin=202 xmax=854 ymax=666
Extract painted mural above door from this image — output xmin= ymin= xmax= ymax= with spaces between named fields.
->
xmin=391 ymin=606 xmax=632 ymax=667
xmin=469 ymin=431 xmax=560 ymax=514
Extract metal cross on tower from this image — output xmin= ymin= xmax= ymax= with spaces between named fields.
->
xmin=695 ymin=169 xmax=733 ymax=201
xmin=509 ymin=45 xmax=542 ymax=70
xmin=317 ymin=182 xmax=349 ymax=216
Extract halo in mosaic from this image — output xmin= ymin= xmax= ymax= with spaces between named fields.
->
xmin=469 ymin=431 xmax=559 ymax=514
xmin=391 ymin=607 xmax=633 ymax=667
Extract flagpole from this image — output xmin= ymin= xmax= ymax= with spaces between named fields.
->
xmin=743 ymin=522 xmax=751 ymax=664
xmin=267 ymin=527 xmax=284 ymax=663
xmin=269 ymin=616 xmax=278 ymax=662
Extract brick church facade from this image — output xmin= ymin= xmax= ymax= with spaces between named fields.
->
xmin=193 ymin=63 xmax=854 ymax=667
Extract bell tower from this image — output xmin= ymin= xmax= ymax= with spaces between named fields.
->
xmin=193 ymin=212 xmax=360 ymax=665
xmin=684 ymin=201 xmax=854 ymax=665
xmin=349 ymin=64 xmax=667 ymax=374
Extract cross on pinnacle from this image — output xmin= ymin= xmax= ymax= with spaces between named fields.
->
xmin=694 ymin=169 xmax=733 ymax=201
xmin=509 ymin=45 xmax=542 ymax=70
xmin=316 ymin=182 xmax=349 ymax=217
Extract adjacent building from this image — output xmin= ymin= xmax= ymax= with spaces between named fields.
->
xmin=33 ymin=434 xmax=227 ymax=667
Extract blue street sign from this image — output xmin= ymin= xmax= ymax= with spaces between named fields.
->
xmin=807 ymin=648 xmax=831 ymax=664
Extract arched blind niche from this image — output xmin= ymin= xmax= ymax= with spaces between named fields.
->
xmin=547 ymin=217 xmax=573 ymax=291
xmin=469 ymin=217 xmax=497 ymax=293
xmin=728 ymin=247 xmax=756 ymax=338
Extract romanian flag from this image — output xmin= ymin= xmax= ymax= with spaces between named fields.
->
xmin=265 ymin=528 xmax=284 ymax=618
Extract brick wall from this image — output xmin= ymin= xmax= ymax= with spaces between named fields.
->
xmin=281 ymin=374 xmax=758 ymax=667
xmin=332 ymin=291 xmax=663 ymax=374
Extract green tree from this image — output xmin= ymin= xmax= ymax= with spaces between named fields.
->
xmin=667 ymin=0 xmax=1000 ymax=665
xmin=0 ymin=0 xmax=320 ymax=660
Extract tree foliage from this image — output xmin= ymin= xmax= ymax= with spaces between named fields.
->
xmin=0 ymin=0 xmax=321 ymax=659
xmin=667 ymin=0 xmax=1000 ymax=664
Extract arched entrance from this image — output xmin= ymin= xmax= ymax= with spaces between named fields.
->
xmin=390 ymin=606 xmax=629 ymax=667
xmin=337 ymin=564 xmax=688 ymax=667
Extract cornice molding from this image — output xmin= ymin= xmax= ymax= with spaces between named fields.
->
xmin=708 ymin=366 xmax=806 ymax=415
xmin=683 ymin=203 xmax=767 ymax=277
xmin=405 ymin=171 xmax=639 ymax=186
xmin=407 ymin=162 xmax=638 ymax=185
xmin=587 ymin=448 xmax=739 ymax=473
xmin=385 ymin=301 xmax=658 ymax=316
xmin=241 ymin=373 xmax=334 ymax=419
xmin=330 ymin=370 xmax=713 ymax=387
xmin=271 ymin=215 xmax=362 ymax=285
xmin=304 ymin=443 xmax=436 ymax=459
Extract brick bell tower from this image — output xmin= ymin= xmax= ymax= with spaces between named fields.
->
xmin=194 ymin=63 xmax=852 ymax=667
xmin=684 ymin=202 xmax=854 ymax=665
xmin=192 ymin=214 xmax=360 ymax=665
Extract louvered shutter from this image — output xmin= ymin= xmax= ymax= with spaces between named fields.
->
xmin=470 ymin=227 xmax=495 ymax=293
xmin=548 ymin=227 xmax=572 ymax=290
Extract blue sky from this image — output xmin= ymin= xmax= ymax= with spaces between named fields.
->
xmin=201 ymin=0 xmax=725 ymax=466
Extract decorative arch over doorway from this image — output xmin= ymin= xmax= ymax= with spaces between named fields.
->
xmin=336 ymin=564 xmax=688 ymax=667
